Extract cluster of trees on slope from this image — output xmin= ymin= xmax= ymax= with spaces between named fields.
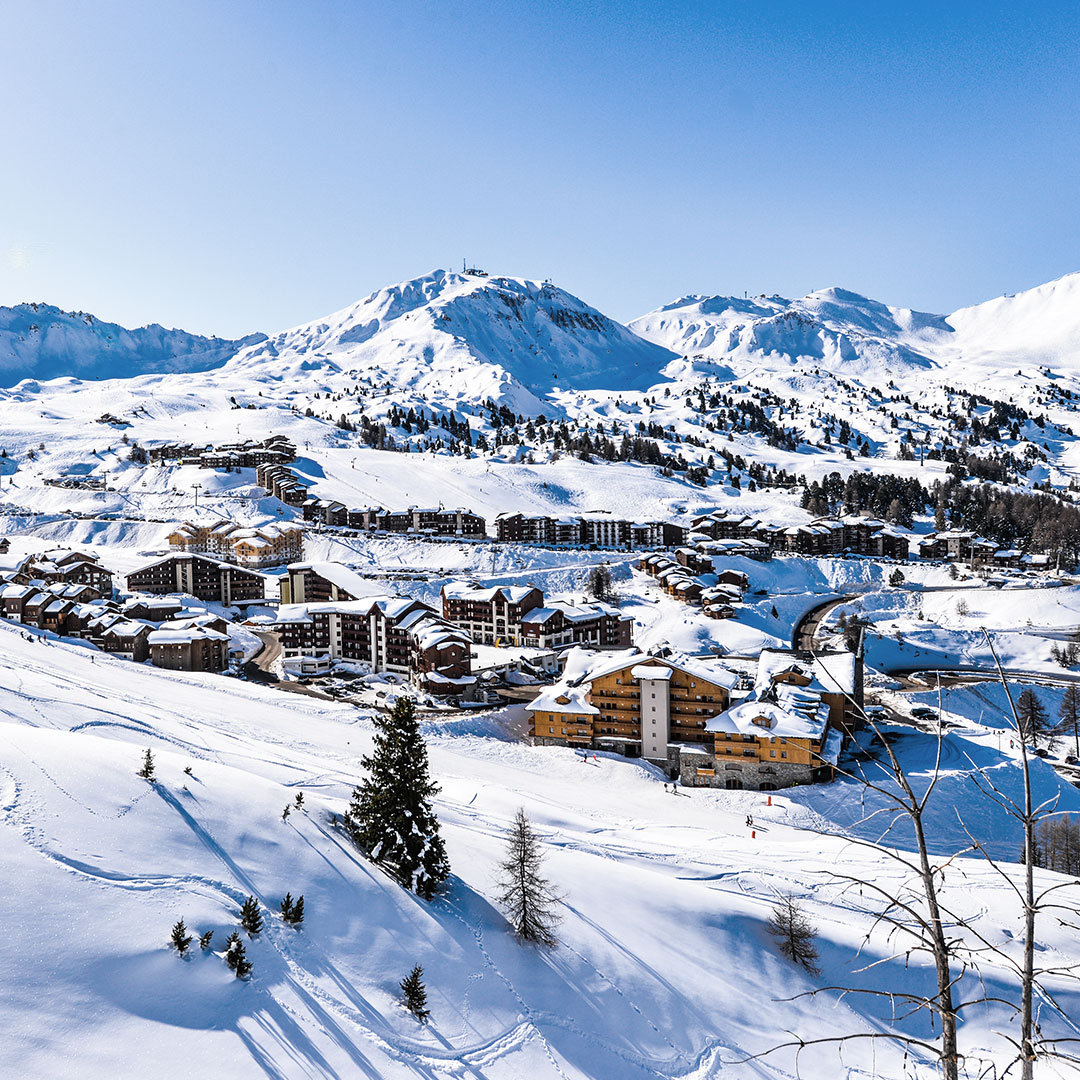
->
xmin=337 ymin=696 xmax=563 ymax=1020
xmin=799 ymin=468 xmax=1080 ymax=559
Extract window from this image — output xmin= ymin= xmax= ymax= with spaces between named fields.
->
xmin=769 ymin=750 xmax=776 ymax=757
xmin=781 ymin=751 xmax=787 ymax=759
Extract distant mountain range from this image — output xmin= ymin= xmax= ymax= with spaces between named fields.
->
xmin=631 ymin=274 xmax=1080 ymax=383
xmin=0 ymin=302 xmax=265 ymax=385
xmin=4 ymin=269 xmax=1080 ymax=399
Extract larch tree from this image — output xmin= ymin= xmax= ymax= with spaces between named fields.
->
xmin=767 ymin=895 xmax=821 ymax=975
xmin=345 ymin=696 xmax=450 ymax=900
xmin=1058 ymin=684 xmax=1080 ymax=760
xmin=496 ymin=808 xmax=561 ymax=947
xmin=586 ymin=564 xmax=617 ymax=604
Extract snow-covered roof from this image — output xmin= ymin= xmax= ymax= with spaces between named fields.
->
xmin=288 ymin=561 xmax=378 ymax=599
xmin=706 ymin=697 xmax=829 ymax=740
xmin=631 ymin=664 xmax=673 ymax=681
xmin=268 ymin=595 xmax=420 ymax=624
xmin=442 ymin=581 xmax=541 ymax=605
xmin=558 ymin=647 xmax=739 ymax=692
xmin=757 ymin=649 xmax=856 ymax=697
xmin=148 ymin=626 xmax=229 ymax=644
xmin=101 ymin=619 xmax=152 ymax=639
xmin=529 ymin=684 xmax=599 ymax=716
xmin=520 ymin=599 xmax=632 ymax=628
xmin=810 ymin=651 xmax=857 ymax=696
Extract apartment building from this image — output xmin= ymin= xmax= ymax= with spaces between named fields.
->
xmin=166 ymin=519 xmax=303 ymax=568
xmin=440 ymin=581 xmax=545 ymax=645
xmin=127 ymin=553 xmax=267 ymax=604
xmin=264 ymin=596 xmax=472 ymax=693
xmin=528 ymin=646 xmax=856 ymax=790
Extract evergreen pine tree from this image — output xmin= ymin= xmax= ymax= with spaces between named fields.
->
xmin=345 ymin=697 xmax=450 ymax=900
xmin=170 ymin=918 xmax=192 ymax=955
xmin=199 ymin=930 xmax=214 ymax=950
xmin=224 ymin=931 xmax=252 ymax=978
xmin=279 ymin=893 xmax=294 ymax=921
xmin=496 ymin=808 xmax=561 ymax=946
xmin=137 ymin=748 xmax=155 ymax=781
xmin=399 ymin=964 xmax=430 ymax=1021
xmin=1017 ymin=688 xmax=1051 ymax=746
xmin=768 ymin=895 xmax=821 ymax=975
xmin=286 ymin=895 xmax=304 ymax=926
xmin=240 ymin=896 xmax=263 ymax=935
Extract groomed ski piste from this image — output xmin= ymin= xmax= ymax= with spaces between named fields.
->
xmin=2 ymin=616 xmax=1080 ymax=1079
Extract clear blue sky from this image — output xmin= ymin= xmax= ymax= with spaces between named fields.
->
xmin=2 ymin=0 xmax=1078 ymax=337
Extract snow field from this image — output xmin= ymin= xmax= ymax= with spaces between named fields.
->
xmin=2 ymin=620 xmax=1080 ymax=1077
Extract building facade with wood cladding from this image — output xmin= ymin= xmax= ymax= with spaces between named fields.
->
xmin=166 ymin=519 xmax=303 ymax=568
xmin=148 ymin=622 xmax=230 ymax=672
xmin=527 ymin=651 xmax=737 ymax=762
xmin=527 ymin=647 xmax=852 ymax=790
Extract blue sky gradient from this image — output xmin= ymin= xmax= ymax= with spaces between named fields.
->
xmin=2 ymin=0 xmax=1078 ymax=336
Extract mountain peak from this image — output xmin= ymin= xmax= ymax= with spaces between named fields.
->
xmin=228 ymin=269 xmax=676 ymax=411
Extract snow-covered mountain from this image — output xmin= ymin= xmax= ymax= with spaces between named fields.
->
xmin=225 ymin=270 xmax=677 ymax=413
xmin=0 ymin=302 xmax=264 ymax=386
xmin=631 ymin=273 xmax=1080 ymax=383
xmin=632 ymin=288 xmax=944 ymax=381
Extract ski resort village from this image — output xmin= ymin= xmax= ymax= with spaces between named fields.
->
xmin=3 ymin=266 xmax=1080 ymax=1079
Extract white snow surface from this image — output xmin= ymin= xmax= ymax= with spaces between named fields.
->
xmin=1 ymin=620 xmax=1079 ymax=1078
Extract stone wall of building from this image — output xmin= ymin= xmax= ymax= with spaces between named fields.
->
xmin=676 ymin=751 xmax=818 ymax=791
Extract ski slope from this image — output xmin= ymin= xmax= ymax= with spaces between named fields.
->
xmin=2 ymin=621 xmax=1079 ymax=1078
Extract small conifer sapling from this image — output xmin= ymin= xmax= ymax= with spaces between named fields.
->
xmin=224 ymin=931 xmax=252 ymax=978
xmin=279 ymin=893 xmax=294 ymax=921
xmin=137 ymin=748 xmax=155 ymax=781
xmin=199 ymin=930 xmax=214 ymax=950
xmin=286 ymin=895 xmax=304 ymax=926
xmin=240 ymin=895 xmax=263 ymax=935
xmin=400 ymin=965 xmax=430 ymax=1021
xmin=170 ymin=918 xmax=192 ymax=955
